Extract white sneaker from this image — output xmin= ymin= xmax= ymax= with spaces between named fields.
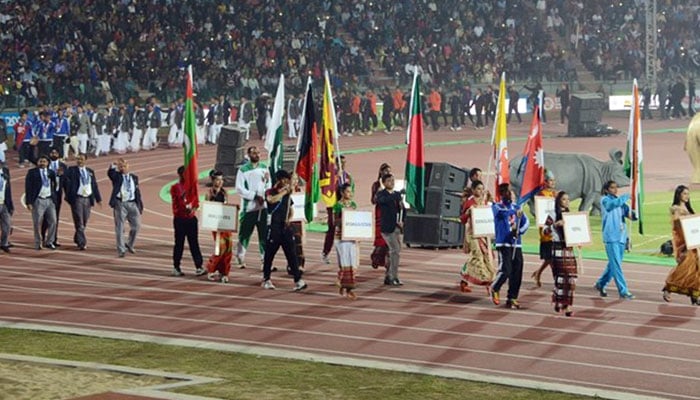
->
xmin=220 ymin=276 xmax=229 ymax=284
xmin=207 ymin=272 xmax=218 ymax=281
xmin=172 ymin=268 xmax=184 ymax=277
xmin=294 ymin=279 xmax=308 ymax=292
xmin=195 ymin=267 xmax=206 ymax=276
xmin=262 ymin=280 xmax=276 ymax=290
xmin=322 ymin=253 xmax=331 ymax=264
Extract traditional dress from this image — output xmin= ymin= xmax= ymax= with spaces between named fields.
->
xmin=663 ymin=205 xmax=700 ymax=302
xmin=370 ymin=180 xmax=388 ymax=268
xmin=205 ymin=188 xmax=233 ymax=280
xmin=334 ymin=199 xmax=358 ymax=292
xmin=459 ymin=195 xmax=495 ymax=291
xmin=546 ymin=213 xmax=578 ymax=311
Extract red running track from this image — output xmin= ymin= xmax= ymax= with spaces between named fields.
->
xmin=0 ymin=115 xmax=698 ymax=400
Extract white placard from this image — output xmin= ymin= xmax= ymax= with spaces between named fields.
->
xmin=290 ymin=193 xmax=319 ymax=221
xmin=680 ymin=215 xmax=700 ymax=250
xmin=341 ymin=210 xmax=374 ymax=241
xmin=393 ymin=179 xmax=411 ymax=209
xmin=535 ymin=196 xmax=556 ymax=227
xmin=200 ymin=201 xmax=239 ymax=232
xmin=471 ymin=206 xmax=495 ymax=238
xmin=562 ymin=212 xmax=592 ymax=246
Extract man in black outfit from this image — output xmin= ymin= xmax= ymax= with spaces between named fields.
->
xmin=260 ymin=169 xmax=307 ymax=291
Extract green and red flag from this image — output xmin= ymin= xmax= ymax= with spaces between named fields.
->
xmin=404 ymin=69 xmax=425 ymax=213
xmin=295 ymin=78 xmax=320 ymax=222
xmin=183 ymin=65 xmax=199 ymax=208
xmin=320 ymin=71 xmax=339 ymax=208
xmin=264 ymin=74 xmax=285 ymax=183
xmin=624 ymin=78 xmax=644 ymax=234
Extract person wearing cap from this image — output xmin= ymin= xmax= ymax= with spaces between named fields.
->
xmin=531 ymin=170 xmax=558 ymax=287
xmin=0 ymin=160 xmax=14 ymax=253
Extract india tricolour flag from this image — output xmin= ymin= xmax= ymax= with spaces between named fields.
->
xmin=624 ymin=78 xmax=644 ymax=234
xmin=264 ymin=74 xmax=285 ymax=183
xmin=183 ymin=65 xmax=199 ymax=209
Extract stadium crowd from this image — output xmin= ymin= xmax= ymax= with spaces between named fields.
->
xmin=0 ymin=0 xmax=698 ymax=110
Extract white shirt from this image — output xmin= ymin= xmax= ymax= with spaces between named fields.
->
xmin=120 ymin=174 xmax=135 ymax=201
xmin=78 ymin=167 xmax=93 ymax=197
xmin=38 ymin=168 xmax=52 ymax=199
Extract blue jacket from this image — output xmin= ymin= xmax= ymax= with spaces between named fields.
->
xmin=601 ymin=193 xmax=631 ymax=244
xmin=492 ymin=200 xmax=529 ymax=247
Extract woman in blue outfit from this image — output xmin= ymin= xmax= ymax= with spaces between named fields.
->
xmin=594 ymin=180 xmax=635 ymax=299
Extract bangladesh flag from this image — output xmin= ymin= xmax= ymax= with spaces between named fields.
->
xmin=183 ymin=65 xmax=199 ymax=209
xmin=404 ymin=70 xmax=425 ymax=213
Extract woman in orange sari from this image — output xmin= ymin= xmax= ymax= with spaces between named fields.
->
xmin=662 ymin=185 xmax=700 ymax=304
xmin=459 ymin=180 xmax=495 ymax=293
xmin=205 ymin=171 xmax=233 ymax=283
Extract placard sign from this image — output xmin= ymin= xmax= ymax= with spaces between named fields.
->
xmin=562 ymin=212 xmax=592 ymax=246
xmin=471 ymin=206 xmax=495 ymax=238
xmin=534 ymin=196 xmax=556 ymax=227
xmin=200 ymin=201 xmax=239 ymax=232
xmin=341 ymin=210 xmax=374 ymax=241
xmin=680 ymin=215 xmax=700 ymax=250
xmin=393 ymin=179 xmax=411 ymax=209
xmin=290 ymin=193 xmax=319 ymax=221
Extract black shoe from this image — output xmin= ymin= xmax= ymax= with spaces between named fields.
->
xmin=45 ymin=243 xmax=57 ymax=250
xmin=594 ymin=283 xmax=608 ymax=297
xmin=0 ymin=245 xmax=10 ymax=253
xmin=384 ymin=277 xmax=392 ymax=285
xmin=125 ymin=244 xmax=135 ymax=254
xmin=53 ymin=242 xmax=61 ymax=248
xmin=390 ymin=279 xmax=403 ymax=286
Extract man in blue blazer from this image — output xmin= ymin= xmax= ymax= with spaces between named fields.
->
xmin=65 ymin=154 xmax=102 ymax=250
xmin=25 ymin=154 xmax=57 ymax=250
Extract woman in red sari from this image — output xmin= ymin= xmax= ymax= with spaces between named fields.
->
xmin=205 ymin=171 xmax=233 ymax=283
xmin=370 ymin=163 xmax=391 ymax=269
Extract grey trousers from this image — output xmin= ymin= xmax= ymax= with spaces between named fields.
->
xmin=32 ymin=197 xmax=56 ymax=248
xmin=114 ymin=200 xmax=141 ymax=254
xmin=0 ymin=204 xmax=11 ymax=246
xmin=71 ymin=197 xmax=92 ymax=247
xmin=381 ymin=228 xmax=402 ymax=281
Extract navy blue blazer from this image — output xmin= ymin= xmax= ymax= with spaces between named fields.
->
xmin=64 ymin=166 xmax=102 ymax=206
xmin=25 ymin=167 xmax=57 ymax=206
xmin=107 ymin=166 xmax=144 ymax=213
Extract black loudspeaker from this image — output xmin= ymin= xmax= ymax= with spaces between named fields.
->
xmin=215 ymin=146 xmax=246 ymax=165
xmin=425 ymin=162 xmax=469 ymax=192
xmin=218 ymin=125 xmax=247 ymax=148
xmin=568 ymin=93 xmax=604 ymax=137
xmin=424 ymin=187 xmax=462 ymax=217
xmin=403 ymin=213 xmax=463 ymax=248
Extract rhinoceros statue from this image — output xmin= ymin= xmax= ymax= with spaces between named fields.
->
xmin=510 ymin=148 xmax=630 ymax=215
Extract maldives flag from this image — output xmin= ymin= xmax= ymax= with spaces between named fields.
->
xmin=320 ymin=71 xmax=338 ymax=208
xmin=517 ymin=105 xmax=544 ymax=206
xmin=624 ymin=79 xmax=644 ymax=234
xmin=404 ymin=69 xmax=425 ymax=213
xmin=264 ymin=74 xmax=285 ymax=183
xmin=295 ymin=79 xmax=320 ymax=222
xmin=491 ymin=72 xmax=509 ymax=201
xmin=183 ymin=65 xmax=199 ymax=209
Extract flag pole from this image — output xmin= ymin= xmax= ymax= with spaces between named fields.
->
xmin=324 ymin=70 xmax=344 ymax=184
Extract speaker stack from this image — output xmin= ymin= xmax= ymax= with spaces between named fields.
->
xmin=404 ymin=162 xmax=468 ymax=248
xmin=567 ymin=93 xmax=605 ymax=137
xmin=215 ymin=125 xmax=248 ymax=185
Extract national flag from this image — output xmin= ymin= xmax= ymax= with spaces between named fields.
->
xmin=490 ymin=72 xmax=509 ymax=201
xmin=264 ymin=74 xmax=285 ymax=183
xmin=404 ymin=68 xmax=425 ymax=213
xmin=183 ymin=65 xmax=199 ymax=209
xmin=295 ymin=78 xmax=320 ymax=223
xmin=624 ymin=78 xmax=644 ymax=234
xmin=517 ymin=106 xmax=545 ymax=206
xmin=320 ymin=71 xmax=339 ymax=207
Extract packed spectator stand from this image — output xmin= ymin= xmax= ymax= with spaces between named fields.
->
xmin=0 ymin=0 xmax=698 ymax=112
